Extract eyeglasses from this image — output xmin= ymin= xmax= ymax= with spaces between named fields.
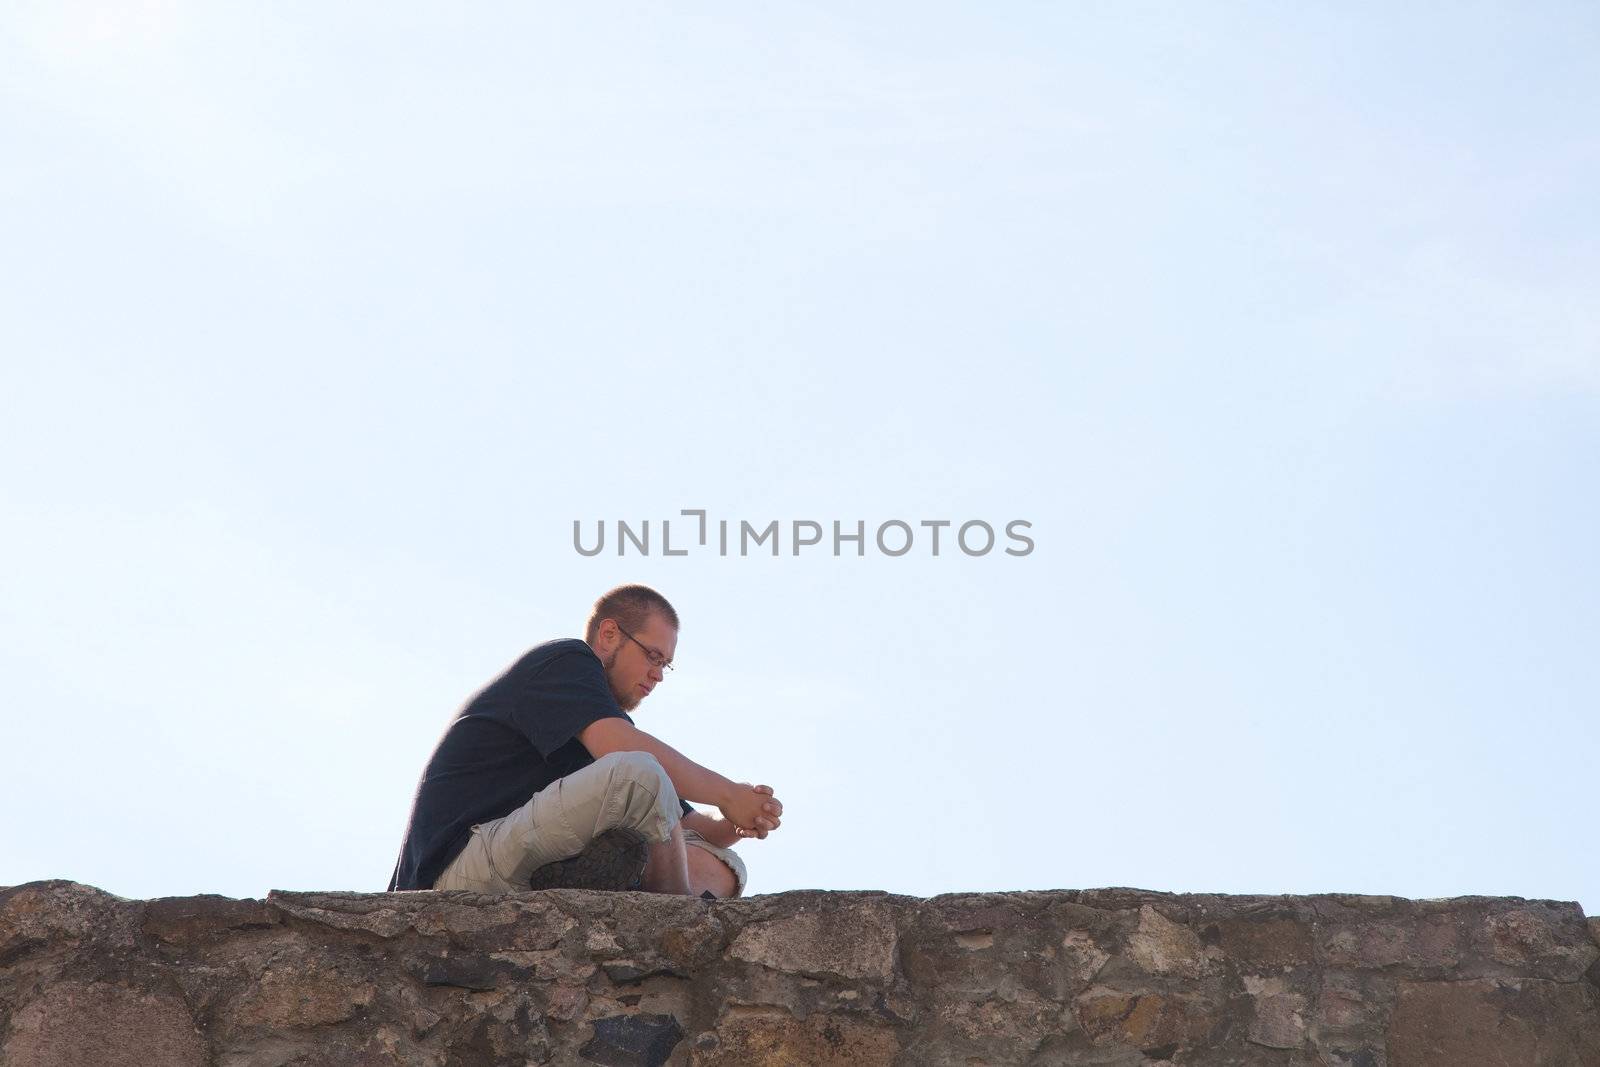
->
xmin=615 ymin=624 xmax=674 ymax=672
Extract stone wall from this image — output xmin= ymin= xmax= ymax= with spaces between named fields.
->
xmin=2 ymin=880 xmax=1598 ymax=1065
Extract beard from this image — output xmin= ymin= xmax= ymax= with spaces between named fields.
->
xmin=602 ymin=647 xmax=642 ymax=711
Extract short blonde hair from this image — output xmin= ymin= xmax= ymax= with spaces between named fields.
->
xmin=585 ymin=584 xmax=679 ymax=644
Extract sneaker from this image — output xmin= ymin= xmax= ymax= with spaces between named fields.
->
xmin=526 ymin=827 xmax=650 ymax=891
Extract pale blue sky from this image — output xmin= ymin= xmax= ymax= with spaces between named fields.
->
xmin=2 ymin=3 xmax=1595 ymax=913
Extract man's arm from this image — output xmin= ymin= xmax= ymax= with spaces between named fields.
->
xmin=681 ymin=809 xmax=742 ymax=849
xmin=578 ymin=717 xmax=781 ymax=834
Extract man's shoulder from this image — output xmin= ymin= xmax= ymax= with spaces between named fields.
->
xmin=529 ymin=637 xmax=594 ymax=659
xmin=509 ymin=638 xmax=599 ymax=677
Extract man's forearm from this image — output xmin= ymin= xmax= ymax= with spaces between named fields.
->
xmin=681 ymin=809 xmax=737 ymax=846
xmin=580 ymin=718 xmax=736 ymax=808
xmin=646 ymin=737 xmax=739 ymax=809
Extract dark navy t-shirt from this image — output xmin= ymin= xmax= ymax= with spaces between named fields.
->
xmin=387 ymin=638 xmax=684 ymax=891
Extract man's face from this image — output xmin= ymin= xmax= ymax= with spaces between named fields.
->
xmin=601 ymin=611 xmax=678 ymax=712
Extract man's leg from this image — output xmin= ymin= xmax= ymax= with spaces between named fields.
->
xmin=641 ymin=820 xmax=691 ymax=895
xmin=686 ymin=844 xmax=737 ymax=898
xmin=438 ymin=751 xmax=682 ymax=892
xmin=682 ymin=827 xmax=748 ymax=898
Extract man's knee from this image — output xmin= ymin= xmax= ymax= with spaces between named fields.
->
xmin=589 ymin=750 xmax=680 ymax=836
xmin=682 ymin=829 xmax=749 ymax=898
xmin=686 ymin=845 xmax=740 ymax=898
xmin=593 ymin=749 xmax=671 ymax=792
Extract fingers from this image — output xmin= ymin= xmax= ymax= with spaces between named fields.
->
xmin=737 ymin=812 xmax=781 ymax=839
xmin=752 ymin=786 xmax=782 ymax=819
xmin=729 ymin=784 xmax=783 ymax=839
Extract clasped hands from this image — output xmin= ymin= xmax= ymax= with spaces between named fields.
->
xmin=718 ymin=782 xmax=783 ymax=842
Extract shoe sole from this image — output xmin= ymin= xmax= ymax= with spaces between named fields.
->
xmin=526 ymin=827 xmax=650 ymax=891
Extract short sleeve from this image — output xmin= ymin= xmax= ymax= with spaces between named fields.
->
xmin=507 ymin=648 xmax=628 ymax=757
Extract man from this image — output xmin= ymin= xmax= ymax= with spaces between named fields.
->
xmin=387 ymin=584 xmax=781 ymax=897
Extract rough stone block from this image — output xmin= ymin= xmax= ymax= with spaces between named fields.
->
xmin=694 ymin=1006 xmax=898 ymax=1066
xmin=3 ymin=881 xmax=1596 ymax=1066
xmin=1388 ymin=977 xmax=1600 ymax=1066
xmin=0 ymin=980 xmax=209 ymax=1067
xmin=579 ymin=1012 xmax=683 ymax=1067
xmin=727 ymin=898 xmax=897 ymax=980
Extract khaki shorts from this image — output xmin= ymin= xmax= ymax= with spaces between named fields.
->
xmin=433 ymin=750 xmax=749 ymax=897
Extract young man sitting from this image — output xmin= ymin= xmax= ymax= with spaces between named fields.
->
xmin=387 ymin=584 xmax=781 ymax=897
